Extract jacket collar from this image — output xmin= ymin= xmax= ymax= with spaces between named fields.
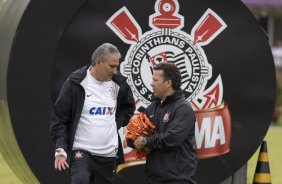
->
xmin=154 ymin=89 xmax=184 ymax=105
xmin=68 ymin=64 xmax=126 ymax=85
xmin=69 ymin=65 xmax=89 ymax=84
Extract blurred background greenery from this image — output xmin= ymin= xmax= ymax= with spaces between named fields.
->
xmin=247 ymin=126 xmax=282 ymax=184
xmin=0 ymin=154 xmax=22 ymax=184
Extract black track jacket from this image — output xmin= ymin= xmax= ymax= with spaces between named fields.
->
xmin=145 ymin=90 xmax=197 ymax=183
xmin=50 ymin=65 xmax=135 ymax=164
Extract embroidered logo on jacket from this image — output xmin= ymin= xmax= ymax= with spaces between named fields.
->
xmin=163 ymin=112 xmax=171 ymax=123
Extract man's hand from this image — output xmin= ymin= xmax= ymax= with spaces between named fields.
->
xmin=54 ymin=155 xmax=69 ymax=171
xmin=54 ymin=148 xmax=69 ymax=171
xmin=134 ymin=136 xmax=145 ymax=151
xmin=144 ymin=146 xmax=151 ymax=153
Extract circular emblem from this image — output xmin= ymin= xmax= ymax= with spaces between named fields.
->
xmin=122 ymin=29 xmax=212 ymax=105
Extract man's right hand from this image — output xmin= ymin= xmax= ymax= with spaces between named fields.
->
xmin=54 ymin=148 xmax=69 ymax=171
xmin=54 ymin=155 xmax=69 ymax=171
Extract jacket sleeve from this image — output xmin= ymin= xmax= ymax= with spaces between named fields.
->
xmin=50 ymin=79 xmax=73 ymax=151
xmin=146 ymin=104 xmax=195 ymax=151
xmin=116 ymin=80 xmax=135 ymax=130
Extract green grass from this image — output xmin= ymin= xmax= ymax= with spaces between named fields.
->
xmin=247 ymin=126 xmax=282 ymax=184
xmin=0 ymin=126 xmax=281 ymax=184
xmin=0 ymin=154 xmax=22 ymax=184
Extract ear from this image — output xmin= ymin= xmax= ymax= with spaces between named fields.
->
xmin=96 ymin=58 xmax=102 ymax=65
xmin=166 ymin=80 xmax=172 ymax=88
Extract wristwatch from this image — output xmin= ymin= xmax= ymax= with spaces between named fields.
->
xmin=141 ymin=137 xmax=147 ymax=146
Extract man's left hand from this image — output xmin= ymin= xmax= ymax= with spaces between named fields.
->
xmin=134 ymin=136 xmax=144 ymax=151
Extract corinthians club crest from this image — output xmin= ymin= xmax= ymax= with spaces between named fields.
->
xmin=107 ymin=0 xmax=227 ymax=110
xmin=107 ymin=0 xmax=231 ymax=159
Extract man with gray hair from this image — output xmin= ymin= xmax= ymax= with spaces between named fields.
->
xmin=50 ymin=43 xmax=135 ymax=184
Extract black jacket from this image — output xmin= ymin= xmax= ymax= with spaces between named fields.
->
xmin=145 ymin=90 xmax=197 ymax=183
xmin=50 ymin=65 xmax=135 ymax=164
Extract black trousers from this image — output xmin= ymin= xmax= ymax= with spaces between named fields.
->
xmin=146 ymin=176 xmax=197 ymax=184
xmin=70 ymin=150 xmax=116 ymax=184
